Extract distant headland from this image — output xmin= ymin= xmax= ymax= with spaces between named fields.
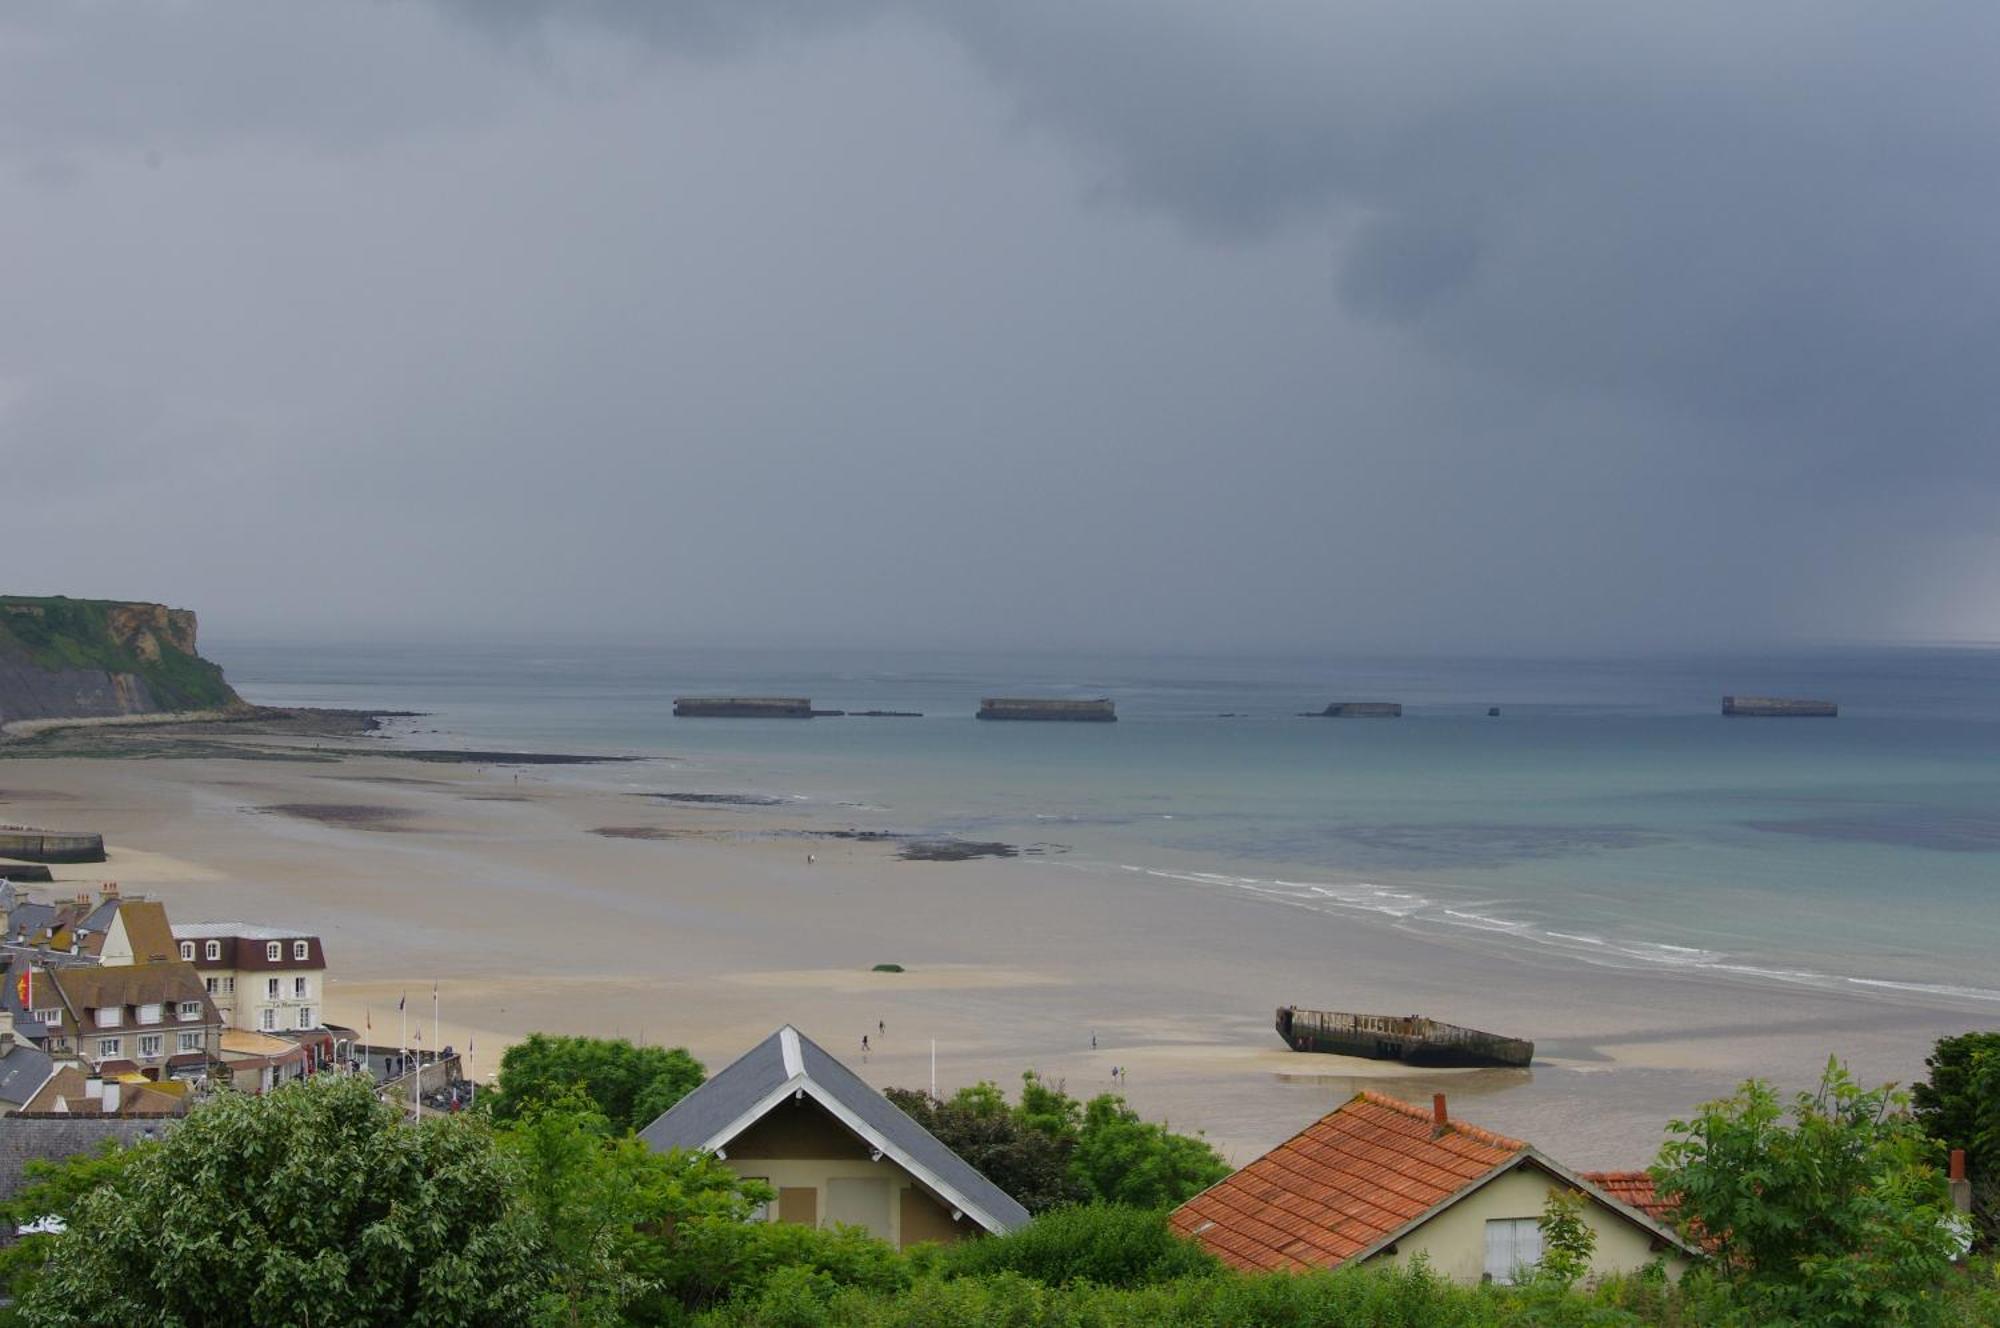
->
xmin=0 ymin=594 xmax=242 ymax=725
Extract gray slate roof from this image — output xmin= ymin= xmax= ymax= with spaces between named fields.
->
xmin=640 ymin=1025 xmax=1030 ymax=1234
xmin=0 ymin=1045 xmax=52 ymax=1108
xmin=0 ymin=1116 xmax=171 ymax=1204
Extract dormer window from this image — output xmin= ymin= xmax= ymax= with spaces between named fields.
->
xmin=294 ymin=941 xmax=309 ymax=961
xmin=266 ymin=942 xmax=281 ymax=962
xmin=179 ymin=941 xmax=195 ymax=961
xmin=94 ymin=1007 xmax=122 ymax=1029
xmin=205 ymin=941 xmax=221 ymax=962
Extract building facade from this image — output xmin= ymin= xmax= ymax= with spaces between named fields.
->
xmin=41 ymin=962 xmax=223 ymax=1081
xmin=172 ymin=924 xmax=326 ymax=1034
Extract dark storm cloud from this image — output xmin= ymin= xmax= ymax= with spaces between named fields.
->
xmin=3 ymin=2 xmax=1997 ymax=648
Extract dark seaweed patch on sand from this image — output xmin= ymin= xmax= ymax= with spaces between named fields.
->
xmin=256 ymin=803 xmax=418 ymax=832
xmin=591 ymin=825 xmax=692 ymax=841
xmin=898 ymin=839 xmax=1019 ymax=861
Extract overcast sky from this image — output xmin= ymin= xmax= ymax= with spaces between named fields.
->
xmin=4 ymin=2 xmax=1997 ymax=652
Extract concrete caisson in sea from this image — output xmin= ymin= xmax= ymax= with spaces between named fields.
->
xmin=1721 ymin=696 xmax=1838 ymax=718
xmin=975 ymin=697 xmax=1116 ymax=722
xmin=0 ymin=826 xmax=107 ymax=864
xmin=1276 ymin=1006 xmax=1533 ymax=1068
xmin=673 ymin=697 xmax=815 ymax=719
xmin=1305 ymin=701 xmax=1402 ymax=718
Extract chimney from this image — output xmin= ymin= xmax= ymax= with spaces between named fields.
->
xmin=1432 ymin=1093 xmax=1449 ymax=1134
xmin=102 ymin=1080 xmax=121 ymax=1113
xmin=1949 ymin=1149 xmax=1973 ymax=1215
xmin=83 ymin=1076 xmax=103 ymax=1100
xmin=99 ymin=882 xmax=119 ymax=903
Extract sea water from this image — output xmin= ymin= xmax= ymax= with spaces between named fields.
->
xmin=214 ymin=642 xmax=2000 ymax=1008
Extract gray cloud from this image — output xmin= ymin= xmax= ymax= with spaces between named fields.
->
xmin=2 ymin=2 xmax=1996 ymax=649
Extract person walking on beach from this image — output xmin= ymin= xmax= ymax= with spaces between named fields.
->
xmin=861 ymin=1034 xmax=870 ymax=1054
xmin=877 ymin=1019 xmax=885 ymax=1036
xmin=1090 ymin=1031 xmax=1097 ymax=1049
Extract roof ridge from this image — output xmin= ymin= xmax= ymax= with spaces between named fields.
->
xmin=1352 ymin=1090 xmax=1526 ymax=1152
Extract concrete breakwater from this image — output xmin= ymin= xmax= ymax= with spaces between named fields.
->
xmin=975 ymin=698 xmax=1117 ymax=722
xmin=0 ymin=826 xmax=107 ymax=863
xmin=1305 ymin=701 xmax=1403 ymax=718
xmin=674 ymin=697 xmax=816 ymax=718
xmin=1722 ymin=696 xmax=1838 ymax=717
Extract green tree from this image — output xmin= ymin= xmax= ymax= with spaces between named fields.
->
xmin=18 ymin=1073 xmax=544 ymax=1328
xmin=501 ymin=1091 xmax=762 ymax=1327
xmin=1912 ymin=1029 xmax=2000 ymax=1248
xmin=1653 ymin=1057 xmax=1960 ymax=1327
xmin=1071 ymin=1094 xmax=1231 ymax=1210
xmin=485 ymin=1033 xmax=704 ymax=1134
xmin=1536 ymin=1187 xmax=1597 ymax=1288
xmin=886 ymin=1086 xmax=1085 ymax=1214
xmin=0 ymin=1138 xmax=148 ymax=1314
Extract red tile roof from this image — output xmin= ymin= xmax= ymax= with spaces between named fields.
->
xmin=1169 ymin=1091 xmax=1527 ymax=1272
xmin=1581 ymin=1170 xmax=1673 ymax=1223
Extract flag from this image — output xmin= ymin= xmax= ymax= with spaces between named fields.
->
xmin=365 ymin=1009 xmax=372 ymax=1031
xmin=397 ymin=992 xmax=406 ymax=1012
xmin=14 ymin=969 xmax=27 ymax=1008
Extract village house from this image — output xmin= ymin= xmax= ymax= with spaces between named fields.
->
xmin=640 ymin=1025 xmax=1030 ymax=1249
xmin=172 ymin=922 xmax=326 ymax=1036
xmin=40 ymin=961 xmax=222 ymax=1084
xmin=1169 ymin=1092 xmax=1697 ymax=1285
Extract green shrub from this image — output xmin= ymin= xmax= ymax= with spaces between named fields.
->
xmin=938 ymin=1203 xmax=1220 ymax=1288
xmin=870 ymin=964 xmax=904 ymax=973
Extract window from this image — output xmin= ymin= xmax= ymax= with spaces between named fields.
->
xmin=136 ymin=1003 xmax=163 ymax=1025
xmin=178 ymin=1031 xmax=203 ymax=1053
xmin=294 ymin=941 xmax=309 ymax=960
xmin=95 ymin=1037 xmax=121 ymax=1059
xmin=179 ymin=941 xmax=194 ymax=961
xmin=93 ymin=1007 xmax=121 ymax=1029
xmin=294 ymin=976 xmax=308 ymax=999
xmin=266 ymin=941 xmax=281 ymax=962
xmin=178 ymin=1001 xmax=202 ymax=1019
xmin=205 ymin=940 xmax=221 ymax=961
xmin=297 ymin=1007 xmax=314 ymax=1030
xmin=205 ymin=977 xmax=217 ymax=994
xmin=260 ymin=1008 xmax=276 ymax=1031
xmin=138 ymin=1034 xmax=162 ymax=1058
xmin=266 ymin=978 xmax=280 ymax=999
xmin=221 ymin=977 xmax=234 ymax=995
xmin=1484 ymin=1218 xmax=1544 ymax=1285
xmin=34 ymin=1008 xmax=62 ymax=1028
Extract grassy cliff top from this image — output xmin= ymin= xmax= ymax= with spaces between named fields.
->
xmin=0 ymin=594 xmax=241 ymax=712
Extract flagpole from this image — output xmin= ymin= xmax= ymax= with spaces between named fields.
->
xmin=930 ymin=1039 xmax=937 ymax=1099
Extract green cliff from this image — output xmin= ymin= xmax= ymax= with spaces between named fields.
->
xmin=0 ymin=595 xmax=242 ymax=724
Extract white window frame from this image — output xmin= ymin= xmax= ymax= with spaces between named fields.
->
xmin=138 ymin=1033 xmax=163 ymax=1058
xmin=297 ymin=1007 xmax=314 ymax=1030
xmin=266 ymin=977 xmax=280 ymax=999
xmin=266 ymin=941 xmax=281 ymax=962
xmin=221 ymin=976 xmax=234 ymax=995
xmin=294 ymin=976 xmax=308 ymax=999
xmin=136 ymin=1003 xmax=163 ymax=1025
xmin=94 ymin=1007 xmax=121 ymax=1029
xmin=1484 ymin=1217 xmax=1544 ymax=1286
xmin=294 ymin=940 xmax=309 ymax=960
xmin=178 ymin=1031 xmax=204 ymax=1053
xmin=178 ymin=1000 xmax=203 ymax=1020
xmin=205 ymin=940 xmax=221 ymax=961
xmin=96 ymin=1037 xmax=121 ymax=1059
xmin=179 ymin=941 xmax=195 ymax=961
xmin=260 ymin=1008 xmax=276 ymax=1031
xmin=34 ymin=1007 xmax=63 ymax=1027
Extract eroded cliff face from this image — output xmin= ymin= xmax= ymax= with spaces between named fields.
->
xmin=0 ymin=596 xmax=241 ymax=725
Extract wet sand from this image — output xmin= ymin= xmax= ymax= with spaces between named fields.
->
xmin=0 ymin=744 xmax=1989 ymax=1168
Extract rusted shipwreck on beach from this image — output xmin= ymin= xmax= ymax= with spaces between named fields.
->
xmin=1276 ymin=1006 xmax=1533 ymax=1068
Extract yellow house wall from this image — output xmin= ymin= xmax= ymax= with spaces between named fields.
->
xmin=1379 ymin=1165 xmax=1690 ymax=1285
xmin=723 ymin=1156 xmax=973 ymax=1249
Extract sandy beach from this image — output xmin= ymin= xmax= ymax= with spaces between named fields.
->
xmin=1 ymin=729 xmax=1989 ymax=1169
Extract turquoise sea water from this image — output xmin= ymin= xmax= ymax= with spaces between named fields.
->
xmin=213 ymin=642 xmax=2000 ymax=1006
